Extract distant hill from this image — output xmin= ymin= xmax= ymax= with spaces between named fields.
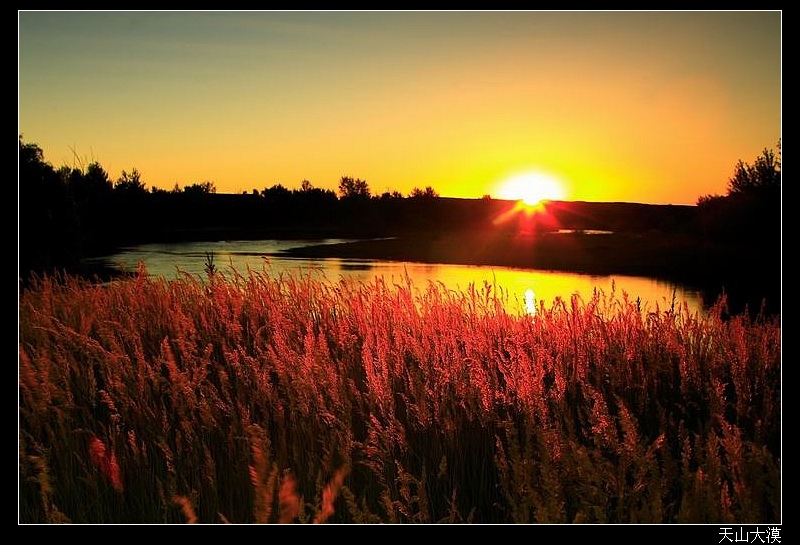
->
xmin=100 ymin=194 xmax=701 ymax=244
xmin=539 ymin=200 xmax=697 ymax=232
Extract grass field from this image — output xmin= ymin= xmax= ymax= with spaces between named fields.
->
xmin=18 ymin=266 xmax=781 ymax=523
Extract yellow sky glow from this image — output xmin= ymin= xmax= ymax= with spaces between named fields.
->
xmin=18 ymin=11 xmax=781 ymax=205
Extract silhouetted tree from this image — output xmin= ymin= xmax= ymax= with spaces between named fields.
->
xmin=114 ymin=168 xmax=147 ymax=194
xmin=262 ymin=184 xmax=291 ymax=199
xmin=410 ymin=186 xmax=439 ymax=199
xmin=338 ymin=176 xmax=370 ymax=199
xmin=85 ymin=162 xmax=113 ymax=191
xmin=727 ymin=140 xmax=781 ymax=196
xmin=378 ymin=189 xmax=403 ymax=201
xmin=183 ymin=181 xmax=217 ymax=195
xmin=695 ymin=140 xmax=781 ymax=252
xmin=57 ymin=161 xmax=116 ymax=254
xmin=696 ymin=193 xmax=724 ymax=207
xmin=19 ymin=136 xmax=81 ymax=278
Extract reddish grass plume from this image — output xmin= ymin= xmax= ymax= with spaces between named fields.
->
xmin=18 ymin=265 xmax=781 ymax=523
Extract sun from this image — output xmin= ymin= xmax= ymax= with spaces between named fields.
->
xmin=495 ymin=172 xmax=567 ymax=206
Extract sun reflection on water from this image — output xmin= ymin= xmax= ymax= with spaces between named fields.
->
xmin=524 ymin=288 xmax=537 ymax=316
xmin=102 ymin=240 xmax=706 ymax=317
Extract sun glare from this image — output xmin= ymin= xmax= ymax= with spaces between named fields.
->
xmin=496 ymin=172 xmax=567 ymax=206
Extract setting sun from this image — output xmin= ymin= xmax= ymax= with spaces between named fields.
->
xmin=495 ymin=172 xmax=567 ymax=206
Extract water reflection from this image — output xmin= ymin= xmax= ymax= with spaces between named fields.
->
xmin=93 ymin=239 xmax=706 ymax=316
xmin=554 ymin=229 xmax=614 ymax=235
xmin=336 ymin=259 xmax=375 ymax=272
xmin=524 ymin=288 xmax=537 ymax=315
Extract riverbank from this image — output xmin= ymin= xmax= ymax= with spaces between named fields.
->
xmin=279 ymin=230 xmax=781 ymax=316
xmin=39 ymin=227 xmax=779 ymax=317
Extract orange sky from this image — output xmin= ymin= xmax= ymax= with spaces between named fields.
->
xmin=18 ymin=11 xmax=781 ymax=205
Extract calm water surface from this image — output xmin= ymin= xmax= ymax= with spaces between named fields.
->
xmin=93 ymin=239 xmax=706 ymax=316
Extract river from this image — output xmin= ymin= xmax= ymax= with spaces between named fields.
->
xmin=87 ymin=238 xmax=708 ymax=317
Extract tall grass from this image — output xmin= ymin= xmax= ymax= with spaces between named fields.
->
xmin=18 ymin=266 xmax=780 ymax=523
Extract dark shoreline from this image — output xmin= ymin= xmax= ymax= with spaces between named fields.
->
xmin=277 ymin=231 xmax=781 ymax=317
xmin=51 ymin=228 xmax=780 ymax=317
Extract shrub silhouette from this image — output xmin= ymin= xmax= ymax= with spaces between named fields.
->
xmin=696 ymin=141 xmax=781 ymax=245
xmin=728 ymin=140 xmax=781 ymax=196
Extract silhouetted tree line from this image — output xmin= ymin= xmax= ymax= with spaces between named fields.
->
xmin=696 ymin=141 xmax=781 ymax=245
xmin=690 ymin=141 xmax=781 ymax=315
xmin=17 ymin=137 xmax=455 ymax=280
xmin=19 ymin=135 xmax=781 ymax=285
